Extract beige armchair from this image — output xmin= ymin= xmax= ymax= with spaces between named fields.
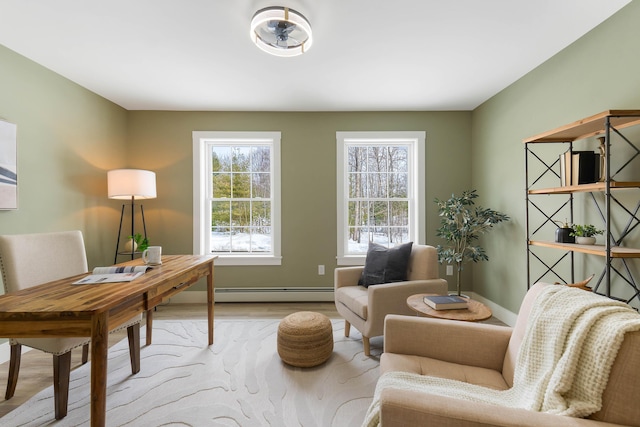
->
xmin=0 ymin=230 xmax=142 ymax=420
xmin=334 ymin=244 xmax=448 ymax=356
xmin=375 ymin=283 xmax=640 ymax=427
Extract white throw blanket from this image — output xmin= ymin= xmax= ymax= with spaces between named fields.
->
xmin=363 ymin=286 xmax=640 ymax=427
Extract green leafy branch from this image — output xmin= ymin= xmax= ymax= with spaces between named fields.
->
xmin=570 ymin=224 xmax=604 ymax=238
xmin=435 ymin=190 xmax=510 ymax=268
xmin=128 ymin=233 xmax=149 ymax=252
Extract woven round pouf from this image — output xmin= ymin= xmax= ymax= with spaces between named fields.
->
xmin=277 ymin=311 xmax=334 ymax=367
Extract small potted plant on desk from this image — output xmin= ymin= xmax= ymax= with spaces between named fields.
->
xmin=570 ymin=224 xmax=604 ymax=245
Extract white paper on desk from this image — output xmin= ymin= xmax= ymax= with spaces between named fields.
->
xmin=91 ymin=265 xmax=152 ymax=274
xmin=72 ymin=271 xmax=143 ymax=285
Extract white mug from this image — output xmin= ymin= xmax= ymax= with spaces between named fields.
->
xmin=142 ymin=246 xmax=162 ymax=265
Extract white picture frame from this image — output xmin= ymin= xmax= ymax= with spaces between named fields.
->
xmin=0 ymin=120 xmax=17 ymax=210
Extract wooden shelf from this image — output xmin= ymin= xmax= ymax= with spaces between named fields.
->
xmin=523 ymin=110 xmax=640 ymax=143
xmin=528 ymin=240 xmax=640 ymax=258
xmin=528 ymin=181 xmax=640 ymax=195
xmin=524 ymin=109 xmax=640 ymax=304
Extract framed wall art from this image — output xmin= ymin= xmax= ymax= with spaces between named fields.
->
xmin=0 ymin=119 xmax=17 ymax=210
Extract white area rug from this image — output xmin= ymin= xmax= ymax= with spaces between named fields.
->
xmin=1 ymin=319 xmax=380 ymax=426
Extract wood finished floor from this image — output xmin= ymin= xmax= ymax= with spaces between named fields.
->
xmin=0 ymin=301 xmax=505 ymax=418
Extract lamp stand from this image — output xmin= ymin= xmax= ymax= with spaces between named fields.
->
xmin=113 ymin=196 xmax=148 ymax=264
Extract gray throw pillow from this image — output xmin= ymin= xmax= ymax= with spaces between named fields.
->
xmin=359 ymin=241 xmax=413 ymax=287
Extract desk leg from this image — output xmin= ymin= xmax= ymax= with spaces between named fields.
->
xmin=146 ymin=309 xmax=153 ymax=346
xmin=91 ymin=311 xmax=109 ymax=427
xmin=207 ymin=262 xmax=214 ymax=346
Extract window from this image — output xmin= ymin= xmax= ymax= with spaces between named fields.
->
xmin=193 ymin=131 xmax=281 ymax=265
xmin=336 ymin=131 xmax=425 ymax=265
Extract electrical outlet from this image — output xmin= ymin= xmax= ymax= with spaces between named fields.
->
xmin=318 ymin=265 xmax=325 ymax=275
xmin=446 ymin=265 xmax=454 ymax=276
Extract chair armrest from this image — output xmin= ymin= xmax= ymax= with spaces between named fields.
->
xmin=383 ymin=314 xmax=512 ymax=371
xmin=379 ymin=389 xmax=622 ymax=427
xmin=334 ymin=266 xmax=364 ymax=289
xmin=367 ymin=279 xmax=448 ymax=316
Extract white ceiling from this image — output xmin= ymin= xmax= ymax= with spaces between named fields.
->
xmin=0 ymin=0 xmax=630 ymax=112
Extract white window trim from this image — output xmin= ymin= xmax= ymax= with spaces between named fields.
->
xmin=336 ymin=131 xmax=425 ymax=266
xmin=193 ymin=131 xmax=282 ymax=266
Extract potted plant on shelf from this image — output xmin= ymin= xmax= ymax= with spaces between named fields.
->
xmin=435 ymin=190 xmax=510 ymax=296
xmin=570 ymin=224 xmax=604 ymax=245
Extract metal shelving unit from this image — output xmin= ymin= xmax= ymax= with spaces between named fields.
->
xmin=524 ymin=110 xmax=640 ymax=305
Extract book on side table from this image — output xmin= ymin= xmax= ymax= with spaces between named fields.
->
xmin=423 ymin=295 xmax=468 ymax=310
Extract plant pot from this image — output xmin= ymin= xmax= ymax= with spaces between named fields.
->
xmin=124 ymin=239 xmax=138 ymax=253
xmin=575 ymin=236 xmax=596 ymax=245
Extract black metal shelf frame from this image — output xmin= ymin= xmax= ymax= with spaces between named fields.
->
xmin=524 ymin=114 xmax=640 ymax=306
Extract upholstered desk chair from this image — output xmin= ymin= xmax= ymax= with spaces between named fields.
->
xmin=0 ymin=230 xmax=142 ymax=420
xmin=334 ymin=244 xmax=448 ymax=356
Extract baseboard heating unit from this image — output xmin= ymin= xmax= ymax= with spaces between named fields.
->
xmin=171 ymin=287 xmax=335 ymax=303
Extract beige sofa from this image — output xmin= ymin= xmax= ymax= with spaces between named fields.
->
xmin=377 ymin=283 xmax=640 ymax=426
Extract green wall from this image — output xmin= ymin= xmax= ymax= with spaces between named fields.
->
xmin=0 ymin=44 xmax=129 ymax=274
xmin=127 ymin=111 xmax=471 ymax=291
xmin=472 ymin=1 xmax=640 ymax=312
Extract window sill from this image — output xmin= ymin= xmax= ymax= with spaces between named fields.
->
xmin=337 ymin=256 xmax=365 ymax=266
xmin=213 ymin=256 xmax=282 ymax=266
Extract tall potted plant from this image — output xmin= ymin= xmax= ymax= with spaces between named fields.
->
xmin=435 ymin=190 xmax=510 ymax=296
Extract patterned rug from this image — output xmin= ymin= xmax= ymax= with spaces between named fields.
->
xmin=1 ymin=319 xmax=381 ymax=426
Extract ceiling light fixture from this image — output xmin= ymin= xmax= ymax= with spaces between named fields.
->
xmin=250 ymin=6 xmax=312 ymax=57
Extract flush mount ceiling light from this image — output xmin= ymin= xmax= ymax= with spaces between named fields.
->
xmin=250 ymin=6 xmax=312 ymax=57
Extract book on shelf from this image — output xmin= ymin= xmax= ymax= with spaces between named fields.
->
xmin=72 ymin=265 xmax=152 ymax=285
xmin=559 ymin=150 xmax=599 ymax=186
xmin=571 ymin=151 xmax=598 ymax=185
xmin=559 ymin=152 xmax=567 ymax=186
xmin=423 ymin=295 xmax=468 ymax=310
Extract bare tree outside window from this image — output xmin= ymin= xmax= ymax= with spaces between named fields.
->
xmin=347 ymin=144 xmax=410 ymax=251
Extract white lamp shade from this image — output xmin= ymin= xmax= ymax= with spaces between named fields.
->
xmin=108 ymin=169 xmax=157 ymax=200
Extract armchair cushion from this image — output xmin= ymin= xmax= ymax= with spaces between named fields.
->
xmin=359 ymin=242 xmax=413 ymax=287
xmin=382 ymin=354 xmax=509 ymax=391
xmin=378 ymin=389 xmax=617 ymax=427
xmin=338 ymin=284 xmax=369 ymax=319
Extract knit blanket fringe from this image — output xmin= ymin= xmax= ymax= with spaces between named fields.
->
xmin=363 ymin=286 xmax=640 ymax=427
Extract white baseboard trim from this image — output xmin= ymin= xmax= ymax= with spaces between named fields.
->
xmin=174 ymin=287 xmax=336 ymax=303
xmin=469 ymin=292 xmax=518 ymax=327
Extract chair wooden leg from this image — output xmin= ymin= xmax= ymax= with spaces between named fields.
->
xmin=53 ymin=351 xmax=72 ymax=420
xmin=363 ymin=336 xmax=371 ymax=357
xmin=81 ymin=344 xmax=89 ymax=364
xmin=127 ymin=323 xmax=141 ymax=375
xmin=5 ymin=343 xmax=22 ymax=400
xmin=344 ymin=320 xmax=351 ymax=337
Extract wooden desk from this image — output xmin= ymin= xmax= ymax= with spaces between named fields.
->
xmin=407 ymin=293 xmax=492 ymax=322
xmin=0 ymin=254 xmax=215 ymax=427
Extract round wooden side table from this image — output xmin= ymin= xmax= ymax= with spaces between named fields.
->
xmin=406 ymin=293 xmax=492 ymax=322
